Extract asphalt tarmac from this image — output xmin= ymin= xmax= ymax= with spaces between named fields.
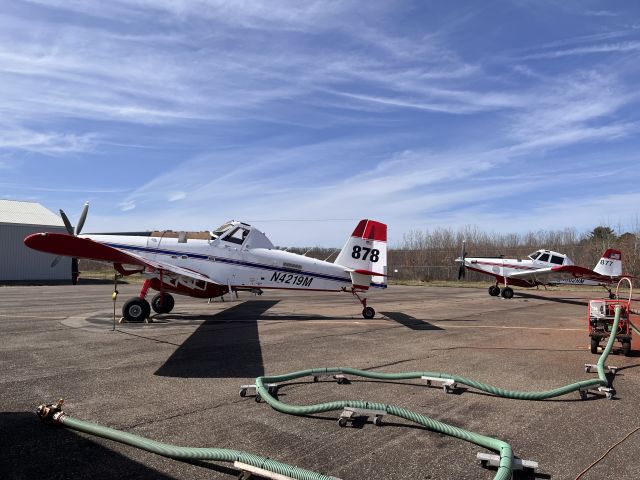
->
xmin=1 ymin=284 xmax=639 ymax=479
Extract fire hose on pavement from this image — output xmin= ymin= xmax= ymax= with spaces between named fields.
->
xmin=38 ymin=306 xmax=622 ymax=480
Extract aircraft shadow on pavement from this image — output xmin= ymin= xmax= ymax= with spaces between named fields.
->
xmin=154 ymin=300 xmax=280 ymax=379
xmin=515 ymin=292 xmax=588 ymax=306
xmin=0 ymin=412 xmax=175 ymax=479
xmin=381 ymin=311 xmax=444 ymax=331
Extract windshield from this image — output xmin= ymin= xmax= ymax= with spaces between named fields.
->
xmin=529 ymin=251 xmax=540 ymax=260
xmin=210 ymin=222 xmax=234 ymax=240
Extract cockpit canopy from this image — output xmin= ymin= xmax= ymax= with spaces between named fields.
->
xmin=209 ymin=220 xmax=274 ymax=249
xmin=528 ymin=249 xmax=573 ymax=266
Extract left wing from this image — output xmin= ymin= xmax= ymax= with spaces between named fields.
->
xmin=508 ymin=265 xmax=616 ymax=284
xmin=24 ymin=232 xmax=215 ymax=284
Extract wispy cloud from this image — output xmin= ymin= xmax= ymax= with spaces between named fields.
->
xmin=523 ymin=41 xmax=640 ymax=60
xmin=167 ymin=191 xmax=186 ymax=202
xmin=2 ymin=1 xmax=640 ymax=244
xmin=584 ymin=10 xmax=620 ymax=18
xmin=0 ymin=124 xmax=96 ymax=155
xmin=119 ymin=201 xmax=136 ymax=212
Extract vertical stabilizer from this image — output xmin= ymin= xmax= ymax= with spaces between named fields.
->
xmin=335 ymin=219 xmax=387 ymax=289
xmin=593 ymin=249 xmax=622 ymax=277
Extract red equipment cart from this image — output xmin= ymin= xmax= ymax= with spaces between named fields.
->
xmin=588 ymin=299 xmax=632 ymax=356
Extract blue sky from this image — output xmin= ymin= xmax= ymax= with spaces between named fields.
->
xmin=1 ymin=0 xmax=640 ymax=246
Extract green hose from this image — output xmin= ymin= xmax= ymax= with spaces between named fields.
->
xmin=254 ymin=306 xmax=622 ymax=480
xmin=50 ymin=414 xmax=336 ymax=480
xmin=37 ymin=307 xmax=622 ymax=480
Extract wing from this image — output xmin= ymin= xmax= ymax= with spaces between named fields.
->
xmin=508 ymin=265 xmax=616 ymax=284
xmin=24 ymin=232 xmax=215 ymax=284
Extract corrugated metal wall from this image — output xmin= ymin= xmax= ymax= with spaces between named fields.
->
xmin=0 ymin=224 xmax=71 ymax=281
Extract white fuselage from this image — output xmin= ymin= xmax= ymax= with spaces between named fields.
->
xmin=84 ymin=234 xmax=356 ymax=293
xmin=464 ymin=256 xmax=600 ymax=287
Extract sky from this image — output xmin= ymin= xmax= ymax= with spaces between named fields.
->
xmin=1 ymin=0 xmax=640 ymax=246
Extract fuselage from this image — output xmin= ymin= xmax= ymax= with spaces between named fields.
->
xmin=82 ymin=233 xmax=357 ymax=297
xmin=462 ymin=249 xmax=601 ymax=287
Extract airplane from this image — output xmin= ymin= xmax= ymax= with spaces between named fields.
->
xmin=456 ymin=242 xmax=625 ymax=299
xmin=24 ymin=203 xmax=388 ymax=321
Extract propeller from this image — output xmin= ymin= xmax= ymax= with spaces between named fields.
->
xmin=50 ymin=202 xmax=89 ymax=278
xmin=457 ymin=240 xmax=467 ymax=280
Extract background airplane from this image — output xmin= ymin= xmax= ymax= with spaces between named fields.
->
xmin=24 ymin=203 xmax=387 ymax=321
xmin=456 ymin=243 xmax=624 ymax=299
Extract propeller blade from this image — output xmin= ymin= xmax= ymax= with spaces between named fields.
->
xmin=59 ymin=209 xmax=74 ymax=235
xmin=50 ymin=256 xmax=62 ymax=268
xmin=457 ymin=240 xmax=466 ymax=280
xmin=75 ymin=201 xmax=89 ymax=235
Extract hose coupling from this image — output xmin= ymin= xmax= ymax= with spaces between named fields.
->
xmin=36 ymin=399 xmax=66 ymax=424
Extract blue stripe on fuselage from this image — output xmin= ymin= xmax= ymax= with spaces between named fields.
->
xmin=103 ymin=241 xmax=352 ymax=284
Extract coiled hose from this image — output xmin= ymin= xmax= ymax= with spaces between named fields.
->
xmin=38 ymin=307 xmax=621 ymax=480
xmin=254 ymin=306 xmax=622 ymax=480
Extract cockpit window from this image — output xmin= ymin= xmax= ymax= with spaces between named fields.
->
xmin=529 ymin=252 xmax=540 ymax=260
xmin=550 ymin=255 xmax=564 ymax=265
xmin=538 ymin=253 xmax=550 ymax=262
xmin=223 ymin=227 xmax=249 ymax=245
xmin=210 ymin=222 xmax=234 ymax=240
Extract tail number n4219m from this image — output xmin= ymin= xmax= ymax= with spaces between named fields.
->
xmin=270 ymin=272 xmax=313 ymax=287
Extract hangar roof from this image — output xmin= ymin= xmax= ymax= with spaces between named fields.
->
xmin=0 ymin=199 xmax=64 ymax=227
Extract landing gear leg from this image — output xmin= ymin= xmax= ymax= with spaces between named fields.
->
xmin=606 ymin=288 xmax=616 ymax=300
xmin=352 ymin=289 xmax=375 ymax=319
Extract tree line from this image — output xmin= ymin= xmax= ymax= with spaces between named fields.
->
xmin=288 ymin=225 xmax=639 ymax=283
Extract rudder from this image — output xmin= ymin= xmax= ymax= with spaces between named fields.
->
xmin=335 ymin=219 xmax=387 ymax=289
xmin=593 ymin=249 xmax=622 ymax=277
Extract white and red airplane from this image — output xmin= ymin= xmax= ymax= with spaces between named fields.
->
xmin=456 ymin=244 xmax=625 ymax=299
xmin=24 ymin=203 xmax=388 ymax=321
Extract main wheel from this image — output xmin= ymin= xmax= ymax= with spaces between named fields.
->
xmin=590 ymin=337 xmax=599 ymax=354
xmin=151 ymin=292 xmax=175 ymax=314
xmin=622 ymin=341 xmax=631 ymax=357
xmin=488 ymin=285 xmax=500 ymax=296
xmin=362 ymin=307 xmax=375 ymax=319
xmin=122 ymin=297 xmax=151 ymax=322
xmin=501 ymin=287 xmax=514 ymax=299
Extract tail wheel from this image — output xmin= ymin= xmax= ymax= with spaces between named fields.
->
xmin=151 ymin=293 xmax=175 ymax=314
xmin=501 ymin=287 xmax=514 ymax=299
xmin=122 ymin=297 xmax=151 ymax=322
xmin=362 ymin=307 xmax=375 ymax=319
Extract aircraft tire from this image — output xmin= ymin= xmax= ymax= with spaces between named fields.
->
xmin=122 ymin=297 xmax=151 ymax=322
xmin=362 ymin=307 xmax=375 ymax=319
xmin=501 ymin=287 xmax=514 ymax=299
xmin=488 ymin=286 xmax=500 ymax=296
xmin=151 ymin=292 xmax=175 ymax=314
